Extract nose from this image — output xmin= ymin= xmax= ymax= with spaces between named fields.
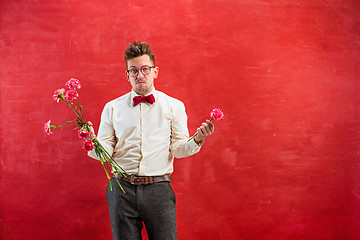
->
xmin=137 ymin=70 xmax=145 ymax=79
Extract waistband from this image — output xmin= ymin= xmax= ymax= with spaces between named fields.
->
xmin=115 ymin=173 xmax=174 ymax=185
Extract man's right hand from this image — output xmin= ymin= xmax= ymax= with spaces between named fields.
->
xmin=87 ymin=121 xmax=96 ymax=140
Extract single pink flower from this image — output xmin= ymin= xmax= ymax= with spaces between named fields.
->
xmin=65 ymin=78 xmax=81 ymax=90
xmin=64 ymin=90 xmax=77 ymax=101
xmin=187 ymin=108 xmax=224 ymax=142
xmin=210 ymin=108 xmax=224 ymax=120
xmin=78 ymin=130 xmax=90 ymax=139
xmin=44 ymin=120 xmax=54 ymax=135
xmin=53 ymin=88 xmax=65 ymax=103
xmin=83 ymin=139 xmax=94 ymax=151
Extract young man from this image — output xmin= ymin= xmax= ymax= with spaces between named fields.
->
xmin=87 ymin=41 xmax=214 ymax=240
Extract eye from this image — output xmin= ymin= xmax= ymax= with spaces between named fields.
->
xmin=129 ymin=69 xmax=138 ymax=74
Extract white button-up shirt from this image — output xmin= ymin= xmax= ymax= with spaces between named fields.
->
xmin=88 ymin=89 xmax=202 ymax=176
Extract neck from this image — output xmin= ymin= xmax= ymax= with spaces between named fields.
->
xmin=134 ymin=87 xmax=154 ymax=96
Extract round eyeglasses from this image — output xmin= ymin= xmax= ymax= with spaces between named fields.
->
xmin=127 ymin=66 xmax=155 ymax=77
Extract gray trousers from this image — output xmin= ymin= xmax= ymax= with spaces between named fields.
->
xmin=106 ymin=177 xmax=177 ymax=240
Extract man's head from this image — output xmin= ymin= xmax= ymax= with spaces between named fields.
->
xmin=125 ymin=41 xmax=158 ymax=96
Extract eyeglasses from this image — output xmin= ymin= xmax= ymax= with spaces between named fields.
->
xmin=127 ymin=66 xmax=155 ymax=77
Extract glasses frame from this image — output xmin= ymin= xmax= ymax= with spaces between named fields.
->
xmin=127 ymin=66 xmax=155 ymax=77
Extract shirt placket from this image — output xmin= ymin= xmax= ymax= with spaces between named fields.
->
xmin=138 ymin=102 xmax=145 ymax=175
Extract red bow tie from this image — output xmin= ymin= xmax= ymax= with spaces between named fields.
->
xmin=133 ymin=94 xmax=155 ymax=106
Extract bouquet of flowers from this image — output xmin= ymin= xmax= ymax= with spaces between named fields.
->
xmin=44 ymin=78 xmax=127 ymax=192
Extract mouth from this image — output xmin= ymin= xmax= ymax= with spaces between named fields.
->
xmin=136 ymin=81 xmax=146 ymax=85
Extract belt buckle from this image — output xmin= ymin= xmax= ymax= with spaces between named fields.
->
xmin=130 ymin=175 xmax=136 ymax=185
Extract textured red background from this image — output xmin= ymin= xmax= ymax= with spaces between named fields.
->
xmin=1 ymin=0 xmax=360 ymax=239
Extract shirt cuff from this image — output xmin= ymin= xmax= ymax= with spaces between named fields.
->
xmin=190 ymin=137 xmax=204 ymax=148
xmin=87 ymin=148 xmax=99 ymax=160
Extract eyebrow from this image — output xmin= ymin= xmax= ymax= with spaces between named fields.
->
xmin=129 ymin=65 xmax=150 ymax=69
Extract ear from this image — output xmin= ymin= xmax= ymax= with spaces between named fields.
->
xmin=154 ymin=66 xmax=159 ymax=79
xmin=125 ymin=70 xmax=130 ymax=82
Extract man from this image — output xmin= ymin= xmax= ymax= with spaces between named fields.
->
xmin=87 ymin=41 xmax=214 ymax=240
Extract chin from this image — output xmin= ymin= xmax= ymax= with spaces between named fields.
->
xmin=136 ymin=88 xmax=149 ymax=95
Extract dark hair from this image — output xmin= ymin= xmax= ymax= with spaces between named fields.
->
xmin=124 ymin=41 xmax=155 ymax=68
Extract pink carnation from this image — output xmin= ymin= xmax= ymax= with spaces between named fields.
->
xmin=64 ymin=90 xmax=77 ymax=101
xmin=78 ymin=130 xmax=90 ymax=139
xmin=83 ymin=139 xmax=94 ymax=151
xmin=53 ymin=88 xmax=65 ymax=103
xmin=210 ymin=108 xmax=224 ymax=120
xmin=44 ymin=120 xmax=53 ymax=135
xmin=65 ymin=78 xmax=81 ymax=90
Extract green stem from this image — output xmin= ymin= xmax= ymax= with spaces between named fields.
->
xmin=187 ymin=118 xmax=213 ymax=142
xmin=58 ymin=119 xmax=76 ymax=128
xmin=115 ymin=176 xmax=125 ymax=193
xmin=61 ymin=98 xmax=82 ymax=122
xmin=92 ymin=139 xmax=127 ymax=193
xmin=74 ymin=87 xmax=85 ymax=121
xmin=99 ymin=158 xmax=113 ymax=191
xmin=94 ymin=139 xmax=127 ymax=174
xmin=70 ymin=101 xmax=84 ymax=125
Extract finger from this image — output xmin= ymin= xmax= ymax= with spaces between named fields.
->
xmin=202 ymin=126 xmax=210 ymax=137
xmin=204 ymin=121 xmax=214 ymax=134
xmin=202 ymin=122 xmax=212 ymax=135
xmin=208 ymin=124 xmax=214 ymax=133
xmin=197 ymin=127 xmax=205 ymax=137
xmin=206 ymin=120 xmax=214 ymax=131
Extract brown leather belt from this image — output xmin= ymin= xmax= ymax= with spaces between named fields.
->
xmin=115 ymin=173 xmax=174 ymax=185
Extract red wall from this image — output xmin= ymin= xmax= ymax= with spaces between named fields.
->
xmin=1 ymin=0 xmax=360 ymax=239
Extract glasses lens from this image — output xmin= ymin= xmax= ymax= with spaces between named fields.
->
xmin=141 ymin=66 xmax=151 ymax=75
xmin=129 ymin=69 xmax=139 ymax=77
